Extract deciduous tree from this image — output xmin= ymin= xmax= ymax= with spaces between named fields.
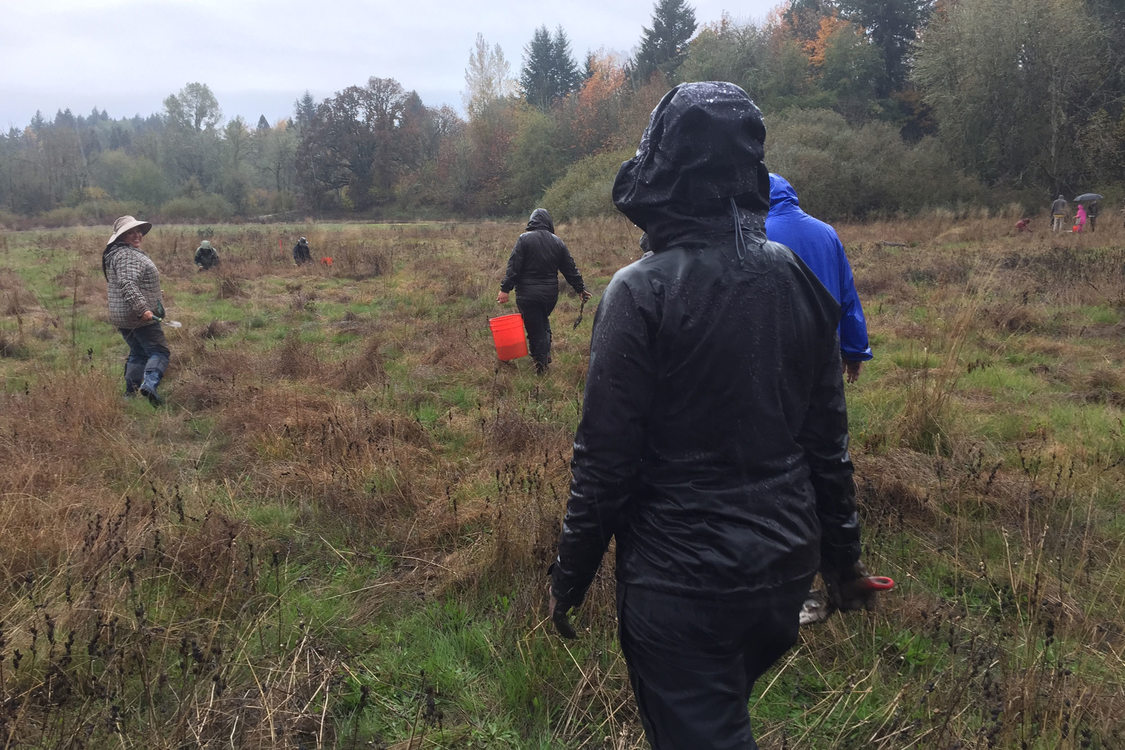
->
xmin=163 ymin=82 xmax=222 ymax=131
xmin=913 ymin=0 xmax=1107 ymax=188
xmin=464 ymin=34 xmax=516 ymax=121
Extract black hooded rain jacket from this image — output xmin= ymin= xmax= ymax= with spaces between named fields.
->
xmin=551 ymin=82 xmax=860 ymax=609
xmin=499 ymin=209 xmax=585 ymax=303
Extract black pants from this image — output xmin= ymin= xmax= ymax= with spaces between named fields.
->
xmin=617 ymin=578 xmax=813 ymax=750
xmin=516 ymin=295 xmax=556 ymax=367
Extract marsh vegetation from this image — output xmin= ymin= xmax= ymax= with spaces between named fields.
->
xmin=0 ymin=215 xmax=1122 ymax=748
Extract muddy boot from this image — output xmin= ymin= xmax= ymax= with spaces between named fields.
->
xmin=124 ymin=361 xmax=144 ymax=397
xmin=138 ymin=372 xmax=163 ymax=407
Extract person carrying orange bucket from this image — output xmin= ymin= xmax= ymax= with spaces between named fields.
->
xmin=497 ymin=208 xmax=591 ymax=375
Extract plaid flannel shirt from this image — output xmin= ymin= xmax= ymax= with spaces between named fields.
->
xmin=104 ymin=243 xmax=163 ymax=329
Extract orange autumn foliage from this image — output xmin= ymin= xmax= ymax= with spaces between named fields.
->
xmin=806 ymin=15 xmax=851 ymax=67
xmin=574 ymin=54 xmax=626 ymax=154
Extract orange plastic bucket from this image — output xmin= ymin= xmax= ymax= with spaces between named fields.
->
xmin=489 ymin=313 xmax=528 ymax=361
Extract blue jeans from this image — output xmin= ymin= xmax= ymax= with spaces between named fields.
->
xmin=119 ymin=324 xmax=170 ymax=394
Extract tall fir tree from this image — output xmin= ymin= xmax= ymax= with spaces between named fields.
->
xmin=836 ymin=0 xmax=935 ymax=95
xmin=521 ymin=25 xmax=582 ymax=110
xmin=630 ymin=0 xmax=698 ymax=84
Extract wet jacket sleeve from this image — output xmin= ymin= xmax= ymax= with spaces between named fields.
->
xmin=499 ymin=239 xmax=524 ymax=293
xmin=556 ymin=239 xmax=586 ymax=294
xmin=551 ymin=278 xmax=653 ymax=607
xmin=836 ymin=246 xmax=872 ymax=362
xmin=798 ymin=335 xmax=861 ymax=574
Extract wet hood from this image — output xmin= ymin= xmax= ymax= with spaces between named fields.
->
xmin=612 ymin=82 xmax=770 ymax=235
xmin=526 ymin=208 xmax=554 ymax=233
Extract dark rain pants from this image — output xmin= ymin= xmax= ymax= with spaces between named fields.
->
xmin=120 ymin=324 xmax=170 ymax=394
xmin=617 ymin=577 xmax=813 ymax=750
xmin=516 ymin=294 xmax=556 ymax=368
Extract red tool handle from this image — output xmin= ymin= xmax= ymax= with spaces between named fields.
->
xmin=858 ymin=575 xmax=895 ymax=591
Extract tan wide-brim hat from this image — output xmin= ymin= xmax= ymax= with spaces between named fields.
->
xmin=106 ymin=215 xmax=152 ymax=247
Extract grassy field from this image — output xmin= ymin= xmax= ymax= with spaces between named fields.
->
xmin=0 ymin=214 xmax=1123 ymax=749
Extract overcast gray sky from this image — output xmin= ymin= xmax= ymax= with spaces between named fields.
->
xmin=1 ymin=0 xmax=780 ymax=130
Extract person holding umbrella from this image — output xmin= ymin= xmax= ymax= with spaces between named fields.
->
xmin=1074 ymin=193 xmax=1102 ymax=233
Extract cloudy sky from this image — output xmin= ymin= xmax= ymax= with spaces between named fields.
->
xmin=1 ymin=0 xmax=780 ymax=130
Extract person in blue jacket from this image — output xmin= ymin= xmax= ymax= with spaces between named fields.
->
xmin=767 ymin=174 xmax=873 ymax=382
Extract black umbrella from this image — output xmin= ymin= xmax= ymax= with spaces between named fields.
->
xmin=1074 ymin=193 xmax=1102 ymax=202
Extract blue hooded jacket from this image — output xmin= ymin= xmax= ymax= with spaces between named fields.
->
xmin=766 ymin=174 xmax=872 ymax=362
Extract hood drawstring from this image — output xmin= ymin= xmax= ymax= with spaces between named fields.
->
xmin=731 ymin=197 xmax=746 ymax=261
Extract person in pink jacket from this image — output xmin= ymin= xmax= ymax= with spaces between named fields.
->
xmin=1075 ymin=204 xmax=1087 ymax=232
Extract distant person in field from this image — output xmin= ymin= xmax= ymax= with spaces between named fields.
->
xmin=194 ymin=240 xmax=220 ymax=270
xmin=1050 ymin=195 xmax=1068 ymax=232
xmin=1075 ymin=203 xmax=1087 ymax=232
xmin=1015 ymin=218 xmax=1031 ymax=232
xmin=767 ymin=173 xmax=873 ymax=383
xmin=293 ymin=236 xmax=312 ymax=265
xmin=102 ymin=215 xmax=169 ymax=406
xmin=497 ymin=208 xmax=591 ymax=375
xmin=1086 ymin=200 xmax=1098 ymax=232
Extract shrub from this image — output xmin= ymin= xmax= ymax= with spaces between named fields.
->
xmin=766 ymin=108 xmax=986 ymax=220
xmin=159 ymin=193 xmax=236 ymax=222
xmin=38 ymin=199 xmax=131 ymax=229
xmin=541 ymin=148 xmax=634 ymax=222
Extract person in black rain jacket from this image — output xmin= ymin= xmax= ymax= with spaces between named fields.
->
xmin=497 ymin=208 xmax=590 ymax=374
xmin=548 ymin=81 xmax=872 ymax=749
xmin=293 ymin=237 xmax=312 ymax=265
xmin=194 ymin=240 xmax=220 ymax=270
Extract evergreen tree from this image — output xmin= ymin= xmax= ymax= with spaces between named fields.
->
xmin=293 ymin=91 xmax=317 ymax=131
xmin=836 ymin=0 xmax=934 ymax=95
xmin=551 ymin=27 xmax=583 ymax=98
xmin=521 ymin=27 xmax=555 ymax=110
xmin=520 ymin=26 xmax=582 ymax=110
xmin=630 ymin=0 xmax=698 ymax=84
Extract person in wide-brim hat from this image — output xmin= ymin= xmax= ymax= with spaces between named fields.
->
xmin=106 ymin=215 xmax=152 ymax=248
xmin=102 ymin=214 xmax=169 ymax=406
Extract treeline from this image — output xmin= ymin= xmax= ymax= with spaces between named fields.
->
xmin=1 ymin=0 xmax=1122 ymax=227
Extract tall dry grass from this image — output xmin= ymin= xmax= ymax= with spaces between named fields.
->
xmin=0 ymin=215 xmax=1123 ymax=747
